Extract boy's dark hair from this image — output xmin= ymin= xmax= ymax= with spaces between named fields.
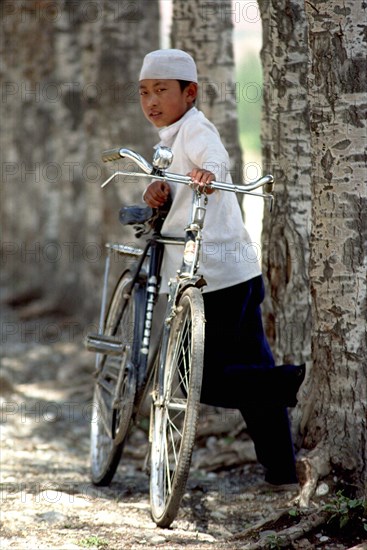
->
xmin=178 ymin=80 xmax=192 ymax=91
xmin=178 ymin=80 xmax=196 ymax=104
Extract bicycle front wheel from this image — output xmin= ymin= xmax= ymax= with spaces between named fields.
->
xmin=90 ymin=271 xmax=142 ymax=486
xmin=150 ymin=287 xmax=205 ymax=527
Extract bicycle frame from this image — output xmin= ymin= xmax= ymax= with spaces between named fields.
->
xmin=91 ymin=191 xmax=206 ymax=393
xmin=87 ymin=144 xmax=274 ymax=394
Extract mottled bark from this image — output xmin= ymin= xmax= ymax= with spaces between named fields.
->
xmin=303 ymin=0 xmax=367 ymax=497
xmin=258 ymin=0 xmax=312 ymax=371
xmin=1 ymin=0 xmax=159 ymax=318
xmin=170 ymin=0 xmax=243 ymax=180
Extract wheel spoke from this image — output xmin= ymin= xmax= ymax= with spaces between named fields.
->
xmin=90 ymin=272 xmax=138 ymax=485
xmin=168 ymin=318 xmax=192 ymax=399
xmin=150 ymin=288 xmax=204 ymax=527
xmin=167 ymin=413 xmax=182 ymax=461
xmin=167 ymin=410 xmax=184 ymax=439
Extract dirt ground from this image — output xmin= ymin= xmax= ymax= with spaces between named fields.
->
xmin=1 ymin=295 xmax=366 ymax=550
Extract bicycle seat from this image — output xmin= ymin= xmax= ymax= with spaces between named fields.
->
xmin=119 ymin=199 xmax=172 ymax=237
xmin=119 ymin=205 xmax=154 ymax=225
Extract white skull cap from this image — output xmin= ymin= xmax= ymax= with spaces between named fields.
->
xmin=139 ymin=49 xmax=198 ymax=83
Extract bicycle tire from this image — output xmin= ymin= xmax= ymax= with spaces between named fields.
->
xmin=150 ymin=287 xmax=205 ymax=527
xmin=90 ymin=270 xmax=143 ymax=486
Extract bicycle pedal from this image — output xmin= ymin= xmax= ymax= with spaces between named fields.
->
xmin=85 ymin=333 xmax=124 ymax=356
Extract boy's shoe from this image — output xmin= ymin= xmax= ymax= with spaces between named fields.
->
xmin=264 ymin=471 xmax=300 ymax=491
xmin=265 ymin=472 xmax=299 ymax=485
xmin=261 ymin=481 xmax=300 ymax=492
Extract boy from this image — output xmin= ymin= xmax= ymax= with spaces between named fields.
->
xmin=139 ymin=49 xmax=305 ymax=487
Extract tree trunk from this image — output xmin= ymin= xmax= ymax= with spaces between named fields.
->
xmin=170 ymin=0 xmax=243 ymax=181
xmin=302 ymin=0 xmax=367 ymax=499
xmin=1 ymin=0 xmax=159 ymax=319
xmin=258 ymin=0 xmax=313 ymax=446
xmin=258 ymin=0 xmax=312 ymax=366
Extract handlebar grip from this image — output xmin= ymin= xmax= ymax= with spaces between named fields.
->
xmin=264 ymin=181 xmax=274 ymax=193
xmin=262 ymin=175 xmax=274 ymax=194
xmin=102 ymin=148 xmax=123 ymax=163
xmin=101 ymin=148 xmax=154 ymax=175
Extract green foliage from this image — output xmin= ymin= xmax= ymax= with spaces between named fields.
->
xmin=323 ymin=491 xmax=367 ymax=531
xmin=235 ymin=52 xmax=263 ymax=154
xmin=265 ymin=532 xmax=285 ymax=549
xmin=79 ymin=535 xmax=109 ymax=548
xmin=223 ymin=435 xmax=236 ymax=444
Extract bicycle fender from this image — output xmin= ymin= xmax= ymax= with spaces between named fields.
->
xmin=175 ymin=276 xmax=207 ymax=304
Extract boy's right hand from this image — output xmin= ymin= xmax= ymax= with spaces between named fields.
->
xmin=143 ymin=180 xmax=171 ymax=208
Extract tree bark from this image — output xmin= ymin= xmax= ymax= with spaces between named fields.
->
xmin=303 ymin=0 xmax=367 ymax=497
xmin=258 ymin=0 xmax=312 ymax=367
xmin=170 ymin=0 xmax=243 ymax=181
xmin=1 ymin=0 xmax=160 ymax=319
xmin=258 ymin=0 xmax=313 ymax=447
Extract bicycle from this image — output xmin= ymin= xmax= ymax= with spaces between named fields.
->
xmin=85 ymin=145 xmax=274 ymax=527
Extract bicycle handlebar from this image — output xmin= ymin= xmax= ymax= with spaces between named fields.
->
xmin=101 ymin=146 xmax=275 ymax=197
xmin=102 ymin=147 xmax=154 ymax=174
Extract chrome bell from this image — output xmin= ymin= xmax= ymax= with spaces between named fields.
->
xmin=152 ymin=146 xmax=174 ymax=171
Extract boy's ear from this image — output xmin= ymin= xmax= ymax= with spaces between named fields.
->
xmin=186 ymin=82 xmax=198 ymax=104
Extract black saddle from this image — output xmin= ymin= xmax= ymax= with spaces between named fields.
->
xmin=119 ymin=198 xmax=171 ymax=237
xmin=119 ymin=205 xmax=154 ymax=225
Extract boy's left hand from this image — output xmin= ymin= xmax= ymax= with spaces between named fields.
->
xmin=188 ymin=169 xmax=216 ymax=195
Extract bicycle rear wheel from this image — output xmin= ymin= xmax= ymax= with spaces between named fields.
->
xmin=150 ymin=287 xmax=205 ymax=527
xmin=90 ymin=271 xmax=142 ymax=486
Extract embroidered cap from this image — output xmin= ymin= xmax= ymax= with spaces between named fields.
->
xmin=139 ymin=49 xmax=198 ymax=83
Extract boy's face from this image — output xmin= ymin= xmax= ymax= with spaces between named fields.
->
xmin=139 ymin=79 xmax=197 ymax=128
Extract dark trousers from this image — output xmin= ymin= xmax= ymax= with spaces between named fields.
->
xmin=201 ymin=276 xmax=297 ymax=483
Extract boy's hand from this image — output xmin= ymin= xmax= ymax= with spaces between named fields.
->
xmin=143 ymin=180 xmax=170 ymax=208
xmin=189 ymin=168 xmax=216 ymax=195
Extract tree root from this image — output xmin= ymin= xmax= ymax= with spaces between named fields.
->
xmin=4 ymin=286 xmax=43 ymax=308
xmin=17 ymin=298 xmax=67 ymax=320
xmin=296 ymin=447 xmax=331 ymax=507
xmin=231 ymin=509 xmax=329 ymax=548
xmin=4 ymin=286 xmax=67 ymax=320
